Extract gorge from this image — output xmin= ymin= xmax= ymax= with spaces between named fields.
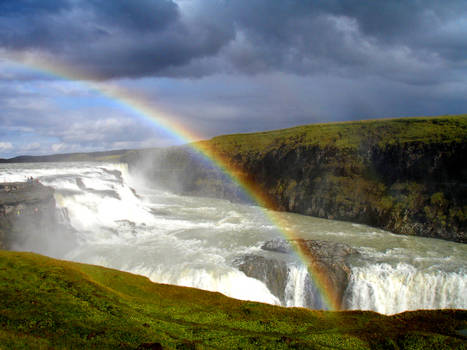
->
xmin=0 ymin=158 xmax=465 ymax=315
xmin=1 ymin=116 xmax=466 ymax=348
xmin=123 ymin=116 xmax=466 ymax=243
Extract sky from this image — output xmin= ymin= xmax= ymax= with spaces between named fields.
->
xmin=0 ymin=0 xmax=466 ymax=158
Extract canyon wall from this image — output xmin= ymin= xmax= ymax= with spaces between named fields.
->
xmin=126 ymin=116 xmax=467 ymax=243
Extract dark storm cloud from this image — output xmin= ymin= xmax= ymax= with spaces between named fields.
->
xmin=221 ymin=0 xmax=467 ymax=82
xmin=85 ymin=0 xmax=178 ymax=31
xmin=0 ymin=0 xmax=235 ymax=79
xmin=0 ymin=0 xmax=177 ymax=49
xmin=0 ymin=0 xmax=70 ymax=15
xmin=229 ymin=0 xmax=467 ymax=54
xmin=0 ymin=0 xmax=466 ymax=81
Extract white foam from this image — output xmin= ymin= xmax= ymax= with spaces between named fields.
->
xmin=285 ymin=265 xmax=309 ymax=307
xmin=345 ymin=263 xmax=467 ymax=314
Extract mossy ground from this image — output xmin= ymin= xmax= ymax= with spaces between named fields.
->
xmin=0 ymin=250 xmax=465 ymax=349
xmin=201 ymin=116 xmax=467 ymax=156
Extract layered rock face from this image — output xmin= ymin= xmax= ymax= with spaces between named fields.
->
xmin=0 ymin=182 xmax=74 ymax=252
xmin=127 ymin=117 xmax=466 ymax=243
xmin=233 ymin=239 xmax=359 ymax=309
xmin=243 ymin=141 xmax=466 ymax=243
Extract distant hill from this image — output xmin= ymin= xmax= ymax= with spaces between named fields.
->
xmin=0 ymin=149 xmax=133 ymax=163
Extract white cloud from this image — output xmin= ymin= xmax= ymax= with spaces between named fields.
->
xmin=23 ymin=142 xmax=41 ymax=151
xmin=0 ymin=142 xmax=13 ymax=151
xmin=51 ymin=143 xmax=66 ymax=153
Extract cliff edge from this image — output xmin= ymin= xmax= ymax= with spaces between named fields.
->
xmin=127 ymin=116 xmax=467 ymax=243
xmin=0 ymin=181 xmax=73 ymax=251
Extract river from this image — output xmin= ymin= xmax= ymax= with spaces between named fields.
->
xmin=1 ymin=162 xmax=465 ymax=315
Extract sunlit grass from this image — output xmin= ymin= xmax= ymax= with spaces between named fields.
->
xmin=201 ymin=115 xmax=467 ymax=156
xmin=0 ymin=250 xmax=465 ymax=349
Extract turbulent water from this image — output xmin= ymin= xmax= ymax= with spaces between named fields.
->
xmin=1 ymin=162 xmax=466 ymax=315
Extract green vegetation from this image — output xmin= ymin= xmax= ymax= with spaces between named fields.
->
xmin=202 ymin=116 xmax=467 ymax=156
xmin=0 ymin=250 xmax=465 ymax=349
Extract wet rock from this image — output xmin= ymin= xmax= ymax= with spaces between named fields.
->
xmin=0 ymin=182 xmax=76 ymax=254
xmin=76 ymin=178 xmax=86 ymax=190
xmin=102 ymin=168 xmax=123 ymax=183
xmin=233 ymin=255 xmax=288 ymax=303
xmin=260 ymin=239 xmax=293 ymax=254
xmin=235 ymin=239 xmax=359 ymax=309
xmin=286 ymin=239 xmax=358 ymax=309
xmin=262 ymin=239 xmax=357 ymax=258
xmin=75 ymin=178 xmax=121 ymax=200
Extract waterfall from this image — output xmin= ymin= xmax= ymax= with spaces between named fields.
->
xmin=285 ymin=265 xmax=328 ymax=309
xmin=344 ymin=263 xmax=467 ymax=314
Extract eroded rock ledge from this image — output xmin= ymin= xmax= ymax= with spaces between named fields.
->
xmin=234 ymin=239 xmax=359 ymax=309
xmin=0 ymin=182 xmax=74 ymax=252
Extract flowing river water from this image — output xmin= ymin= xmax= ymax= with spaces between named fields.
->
xmin=1 ymin=162 xmax=465 ymax=315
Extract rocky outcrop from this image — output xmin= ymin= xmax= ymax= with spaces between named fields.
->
xmin=75 ymin=178 xmax=121 ymax=199
xmin=0 ymin=182 xmax=75 ymax=253
xmin=233 ymin=255 xmax=289 ymax=303
xmin=234 ymin=239 xmax=359 ymax=309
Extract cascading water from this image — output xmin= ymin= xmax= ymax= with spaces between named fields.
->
xmin=284 ymin=265 xmax=326 ymax=309
xmin=345 ymin=263 xmax=466 ymax=314
xmin=1 ymin=162 xmax=465 ymax=315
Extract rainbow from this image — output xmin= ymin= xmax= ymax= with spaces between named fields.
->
xmin=6 ymin=58 xmax=342 ymax=310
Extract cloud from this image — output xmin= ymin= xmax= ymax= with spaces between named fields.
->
xmin=53 ymin=118 xmax=154 ymax=144
xmin=0 ymin=78 xmax=181 ymax=158
xmin=51 ymin=143 xmax=65 ymax=153
xmin=23 ymin=142 xmax=41 ymax=151
xmin=216 ymin=1 xmax=467 ymax=85
xmin=0 ymin=0 xmax=234 ymax=79
xmin=0 ymin=142 xmax=13 ymax=151
xmin=0 ymin=0 xmax=465 ymax=83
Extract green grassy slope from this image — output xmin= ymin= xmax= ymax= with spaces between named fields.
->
xmin=202 ymin=115 xmax=467 ymax=156
xmin=0 ymin=250 xmax=465 ymax=349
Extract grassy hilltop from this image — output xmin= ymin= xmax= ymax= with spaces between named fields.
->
xmin=0 ymin=250 xmax=466 ymax=349
xmin=203 ymin=116 xmax=467 ymax=154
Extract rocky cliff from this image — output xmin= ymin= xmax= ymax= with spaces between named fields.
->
xmin=126 ymin=116 xmax=467 ymax=243
xmin=0 ymin=182 xmax=74 ymax=253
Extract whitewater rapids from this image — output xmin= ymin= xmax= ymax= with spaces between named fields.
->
xmin=1 ymin=162 xmax=465 ymax=315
